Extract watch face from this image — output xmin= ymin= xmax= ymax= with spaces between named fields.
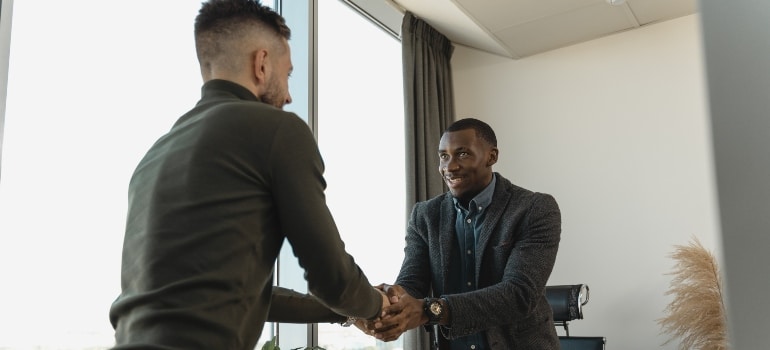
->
xmin=430 ymin=301 xmax=443 ymax=315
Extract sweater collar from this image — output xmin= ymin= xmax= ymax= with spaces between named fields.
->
xmin=201 ymin=79 xmax=259 ymax=102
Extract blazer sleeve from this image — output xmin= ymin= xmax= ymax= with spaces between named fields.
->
xmin=394 ymin=200 xmax=438 ymax=299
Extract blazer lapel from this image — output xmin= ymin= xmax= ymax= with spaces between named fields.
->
xmin=474 ymin=175 xmax=511 ymax=282
xmin=439 ymin=194 xmax=456 ymax=294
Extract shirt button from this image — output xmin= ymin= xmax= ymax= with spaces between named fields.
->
xmin=478 ymin=206 xmax=482 ymax=210
xmin=470 ymin=345 xmax=476 ymax=350
xmin=466 ymin=249 xmax=472 ymax=255
xmin=467 ymin=281 xmax=472 ymax=286
xmin=466 ymin=218 xmax=472 ymax=224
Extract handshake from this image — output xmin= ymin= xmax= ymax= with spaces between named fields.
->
xmin=270 ymin=284 xmax=444 ymax=343
xmin=347 ymin=283 xmax=437 ymax=343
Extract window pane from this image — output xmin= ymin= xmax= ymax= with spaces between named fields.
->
xmin=317 ymin=0 xmax=405 ymax=349
xmin=0 ymin=1 xmax=203 ymax=348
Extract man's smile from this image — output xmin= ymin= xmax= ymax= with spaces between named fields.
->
xmin=444 ymin=175 xmax=466 ymax=186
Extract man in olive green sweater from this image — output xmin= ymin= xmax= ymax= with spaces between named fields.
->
xmin=109 ymin=1 xmax=386 ymax=348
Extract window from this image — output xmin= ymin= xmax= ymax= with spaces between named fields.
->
xmin=0 ymin=1 xmax=202 ymax=348
xmin=316 ymin=0 xmax=406 ymax=349
xmin=0 ymin=1 xmax=405 ymax=349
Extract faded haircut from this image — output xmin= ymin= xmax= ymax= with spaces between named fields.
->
xmin=194 ymin=0 xmax=291 ymax=70
xmin=445 ymin=118 xmax=498 ymax=147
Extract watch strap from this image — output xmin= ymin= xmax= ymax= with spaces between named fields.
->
xmin=424 ymin=297 xmax=443 ymax=325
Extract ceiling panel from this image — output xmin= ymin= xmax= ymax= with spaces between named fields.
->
xmin=362 ymin=0 xmax=698 ymax=59
xmin=394 ymin=0 xmax=512 ymax=57
xmin=627 ymin=0 xmax=699 ymax=25
xmin=454 ymin=0 xmax=602 ymax=31
xmin=495 ymin=2 xmax=639 ymax=57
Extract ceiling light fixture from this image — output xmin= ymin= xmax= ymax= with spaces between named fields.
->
xmin=606 ymin=0 xmax=626 ymax=5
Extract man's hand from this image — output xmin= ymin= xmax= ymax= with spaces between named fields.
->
xmin=377 ymin=286 xmax=390 ymax=318
xmin=372 ymin=285 xmax=428 ymax=342
xmin=351 ymin=285 xmax=392 ymax=337
xmin=376 ymin=283 xmax=406 ymax=307
xmin=353 ymin=317 xmax=376 ymax=336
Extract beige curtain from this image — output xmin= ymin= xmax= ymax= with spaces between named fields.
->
xmin=401 ymin=10 xmax=455 ymax=350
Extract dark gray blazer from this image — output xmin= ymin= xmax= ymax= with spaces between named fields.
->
xmin=395 ymin=173 xmax=561 ymax=350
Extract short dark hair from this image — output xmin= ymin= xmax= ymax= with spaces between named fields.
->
xmin=195 ymin=0 xmax=290 ymax=39
xmin=194 ymin=0 xmax=291 ymax=66
xmin=445 ymin=118 xmax=497 ymax=147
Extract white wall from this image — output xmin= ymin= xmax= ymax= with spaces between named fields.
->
xmin=452 ymin=14 xmax=720 ymax=349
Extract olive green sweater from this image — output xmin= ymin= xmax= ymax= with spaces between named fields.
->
xmin=109 ymin=79 xmax=380 ymax=349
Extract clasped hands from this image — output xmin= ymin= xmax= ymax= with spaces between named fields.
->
xmin=353 ymin=283 xmax=429 ymax=342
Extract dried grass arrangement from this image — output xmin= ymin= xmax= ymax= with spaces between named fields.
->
xmin=658 ymin=237 xmax=729 ymax=350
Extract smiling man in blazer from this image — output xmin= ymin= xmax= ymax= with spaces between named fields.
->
xmin=372 ymin=118 xmax=562 ymax=349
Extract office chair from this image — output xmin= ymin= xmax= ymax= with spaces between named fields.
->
xmin=545 ymin=284 xmax=606 ymax=350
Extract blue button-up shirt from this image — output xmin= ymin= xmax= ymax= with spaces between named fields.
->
xmin=446 ymin=174 xmax=496 ymax=350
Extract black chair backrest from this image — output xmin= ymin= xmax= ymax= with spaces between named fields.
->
xmin=546 ymin=284 xmax=589 ymax=322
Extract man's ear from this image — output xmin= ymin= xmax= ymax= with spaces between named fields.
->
xmin=253 ymin=49 xmax=269 ymax=84
xmin=487 ymin=147 xmax=499 ymax=167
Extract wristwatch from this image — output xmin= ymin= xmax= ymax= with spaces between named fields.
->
xmin=424 ymin=298 xmax=444 ymax=325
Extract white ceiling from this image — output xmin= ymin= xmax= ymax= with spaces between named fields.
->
xmin=347 ymin=0 xmax=699 ymax=59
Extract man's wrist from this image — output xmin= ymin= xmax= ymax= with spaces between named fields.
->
xmin=423 ymin=297 xmax=445 ymax=325
xmin=340 ymin=316 xmax=357 ymax=327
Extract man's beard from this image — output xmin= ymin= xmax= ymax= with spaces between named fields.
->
xmin=259 ymin=77 xmax=284 ymax=109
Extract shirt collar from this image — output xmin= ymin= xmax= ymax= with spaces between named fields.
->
xmin=453 ymin=173 xmax=496 ymax=213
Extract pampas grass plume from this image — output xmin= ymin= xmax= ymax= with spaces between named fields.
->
xmin=658 ymin=236 xmax=729 ymax=350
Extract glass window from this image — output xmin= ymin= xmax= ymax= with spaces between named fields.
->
xmin=0 ymin=1 xmax=201 ymax=348
xmin=0 ymin=0 xmax=405 ymax=349
xmin=316 ymin=0 xmax=406 ymax=349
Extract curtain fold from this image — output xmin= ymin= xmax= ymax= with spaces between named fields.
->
xmin=402 ymin=10 xmax=455 ymax=214
xmin=401 ymin=10 xmax=456 ymax=350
